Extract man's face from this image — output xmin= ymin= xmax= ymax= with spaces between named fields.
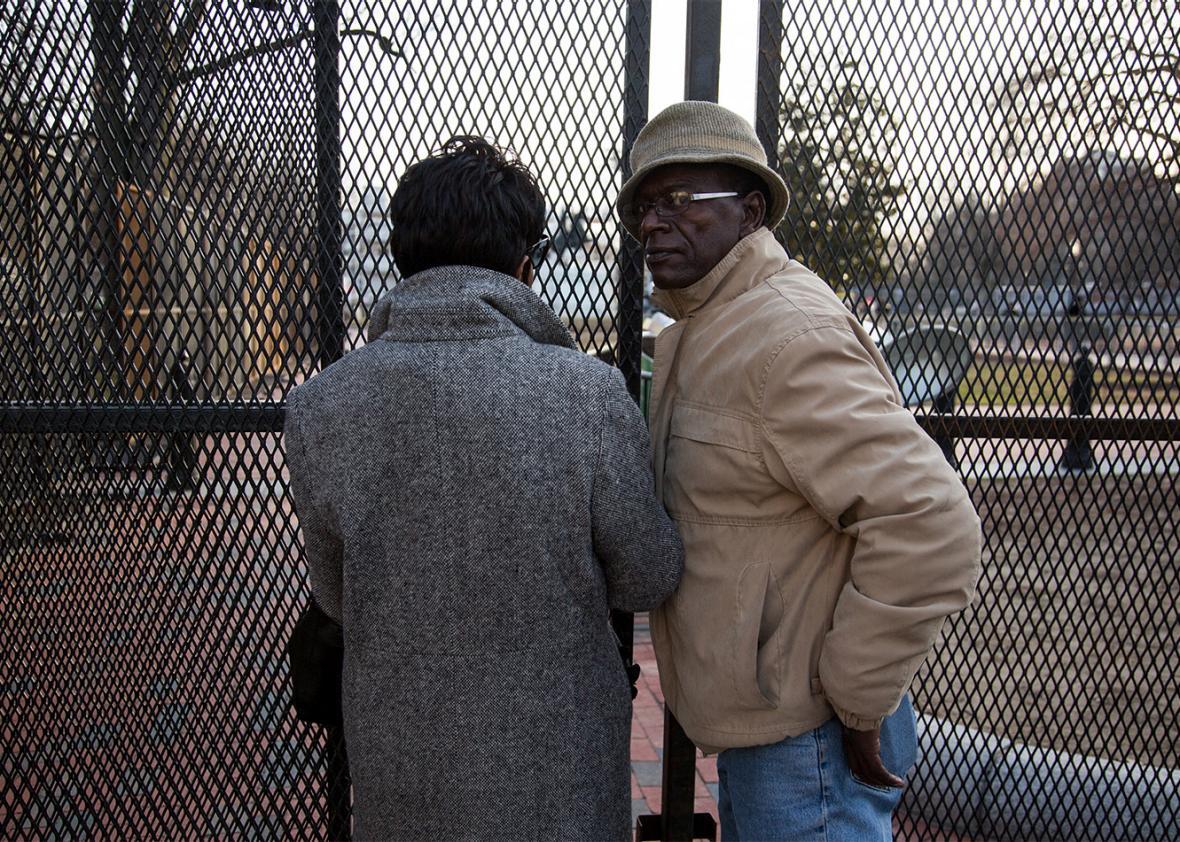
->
xmin=634 ymin=163 xmax=760 ymax=290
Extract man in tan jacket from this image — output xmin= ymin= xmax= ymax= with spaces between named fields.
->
xmin=618 ymin=101 xmax=982 ymax=840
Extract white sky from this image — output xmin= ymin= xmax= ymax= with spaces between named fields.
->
xmin=649 ymin=0 xmax=758 ymax=123
xmin=652 ymin=1 xmax=1173 ymax=238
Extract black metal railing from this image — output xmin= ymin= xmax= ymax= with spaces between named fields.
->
xmin=754 ymin=2 xmax=1178 ymax=839
xmin=2 ymin=0 xmax=1176 ymax=839
xmin=2 ymin=1 xmax=648 ymax=838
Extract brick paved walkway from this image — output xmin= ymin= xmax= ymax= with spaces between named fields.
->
xmin=628 ymin=615 xmax=720 ymax=832
xmin=626 ymin=616 xmax=945 ymax=842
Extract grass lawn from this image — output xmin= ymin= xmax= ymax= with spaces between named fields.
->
xmin=958 ymin=358 xmax=1179 ymax=408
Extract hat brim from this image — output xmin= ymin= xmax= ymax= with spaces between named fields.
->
xmin=616 ymin=153 xmax=791 ymax=239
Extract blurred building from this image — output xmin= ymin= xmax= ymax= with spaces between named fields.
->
xmin=905 ymin=152 xmax=1180 ymax=317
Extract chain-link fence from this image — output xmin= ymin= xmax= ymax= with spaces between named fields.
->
xmin=3 ymin=0 xmax=1178 ymax=839
xmin=756 ymin=1 xmax=1178 ymax=839
xmin=2 ymin=1 xmax=646 ymax=837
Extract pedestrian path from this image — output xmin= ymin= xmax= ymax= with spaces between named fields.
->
xmin=628 ymin=617 xmax=719 ymax=832
xmin=627 ymin=617 xmax=942 ymax=841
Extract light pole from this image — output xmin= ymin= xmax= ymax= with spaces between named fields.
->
xmin=1058 ymin=286 xmax=1095 ymax=471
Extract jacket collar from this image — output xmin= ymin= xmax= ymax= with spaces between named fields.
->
xmin=650 ymin=227 xmax=791 ymax=320
xmin=366 ymin=265 xmax=576 ymax=349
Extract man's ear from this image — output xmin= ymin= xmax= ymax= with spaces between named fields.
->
xmin=739 ymin=191 xmax=767 ymax=237
xmin=514 ymin=255 xmax=533 ymax=285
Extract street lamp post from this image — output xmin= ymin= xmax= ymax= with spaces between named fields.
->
xmin=1058 ymin=289 xmax=1095 ymax=471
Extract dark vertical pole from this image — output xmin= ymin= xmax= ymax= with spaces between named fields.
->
xmin=613 ymin=0 xmax=650 ymax=806
xmin=684 ymin=0 xmax=721 ymax=101
xmin=325 ymin=725 xmax=351 ymax=842
xmin=652 ymin=8 xmax=727 ymax=841
xmin=1058 ymin=296 xmax=1095 ymax=471
xmin=655 ymin=702 xmax=703 ymax=840
xmin=166 ymin=353 xmax=198 ymax=490
xmin=619 ymin=0 xmax=650 ymax=404
xmin=314 ymin=4 xmax=350 ymax=839
xmin=932 ymin=391 xmax=960 ymax=469
xmin=755 ymin=0 xmax=784 ymax=169
xmin=315 ymin=0 xmax=345 ymax=372
xmin=87 ymin=0 xmax=129 ymax=402
xmin=21 ymin=140 xmax=56 ymax=539
xmin=1060 ymin=352 xmax=1095 ymax=470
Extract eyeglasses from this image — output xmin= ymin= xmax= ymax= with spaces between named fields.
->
xmin=627 ymin=190 xmax=741 ymax=223
xmin=526 ymin=235 xmax=551 ymax=268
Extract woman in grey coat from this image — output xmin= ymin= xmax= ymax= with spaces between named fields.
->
xmin=284 ymin=137 xmax=684 ymax=840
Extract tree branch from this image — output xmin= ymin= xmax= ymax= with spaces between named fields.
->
xmin=340 ymin=28 xmax=400 ymax=57
xmin=1123 ymin=42 xmax=1180 ymax=69
xmin=177 ymin=30 xmax=311 ymax=84
xmin=176 ymin=26 xmax=398 ymax=86
xmin=1120 ymin=118 xmax=1180 ymax=157
xmin=171 ymin=0 xmax=209 ymax=79
xmin=0 ymin=124 xmax=90 ymax=143
xmin=175 ymin=0 xmax=208 ymax=53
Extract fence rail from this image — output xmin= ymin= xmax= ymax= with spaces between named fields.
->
xmin=3 ymin=0 xmax=1177 ymax=839
xmin=753 ymin=1 xmax=1178 ymax=839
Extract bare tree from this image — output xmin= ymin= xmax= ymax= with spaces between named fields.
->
xmin=1 ymin=2 xmax=394 ymax=400
xmin=995 ymin=5 xmax=1179 ymax=175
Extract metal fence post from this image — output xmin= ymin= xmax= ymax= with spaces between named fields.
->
xmin=314 ymin=1 xmax=350 ymax=838
xmin=755 ymin=0 xmax=784 ymax=169
xmin=619 ymin=0 xmax=650 ymax=404
xmin=684 ymin=0 xmax=721 ymax=102
xmin=611 ymin=0 xmax=651 ymax=784
xmin=649 ymin=5 xmax=723 ymax=841
xmin=315 ymin=0 xmax=346 ymax=372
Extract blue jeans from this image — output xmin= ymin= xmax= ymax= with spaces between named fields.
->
xmin=716 ymin=696 xmax=917 ymax=841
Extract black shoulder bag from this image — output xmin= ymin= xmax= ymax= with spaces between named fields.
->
xmin=287 ymin=599 xmax=344 ymax=726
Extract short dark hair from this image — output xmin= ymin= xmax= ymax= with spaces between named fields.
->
xmin=388 ymin=136 xmax=546 ymax=278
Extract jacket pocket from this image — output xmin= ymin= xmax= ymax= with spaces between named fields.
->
xmin=665 ymin=403 xmax=764 ymax=521
xmin=670 ymin=402 xmax=758 ymax=452
xmin=730 ymin=562 xmax=784 ymax=711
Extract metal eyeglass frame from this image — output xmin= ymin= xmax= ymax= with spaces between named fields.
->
xmin=526 ymin=235 xmax=551 ymax=268
xmin=630 ymin=190 xmax=740 ymax=223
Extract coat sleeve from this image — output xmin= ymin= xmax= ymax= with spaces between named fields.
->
xmin=759 ymin=324 xmax=982 ymax=730
xmin=284 ymin=392 xmax=345 ymax=623
xmin=591 ymin=368 xmax=685 ymax=613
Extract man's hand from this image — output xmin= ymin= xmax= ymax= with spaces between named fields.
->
xmin=842 ymin=725 xmax=905 ymax=789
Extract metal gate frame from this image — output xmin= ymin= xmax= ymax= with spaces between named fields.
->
xmin=647 ymin=1 xmax=1179 ymax=840
xmin=4 ymin=0 xmax=1177 ymax=839
xmin=1 ymin=1 xmax=652 ymax=839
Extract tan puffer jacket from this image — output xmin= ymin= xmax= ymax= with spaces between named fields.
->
xmin=649 ymin=228 xmax=982 ymax=753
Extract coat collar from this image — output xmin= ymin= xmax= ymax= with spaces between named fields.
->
xmin=366 ymin=265 xmax=576 ymax=349
xmin=650 ymin=227 xmax=791 ymax=320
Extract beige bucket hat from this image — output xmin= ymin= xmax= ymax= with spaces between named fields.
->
xmin=617 ymin=100 xmax=790 ymax=239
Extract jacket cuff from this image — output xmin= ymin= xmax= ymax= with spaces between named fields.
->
xmin=830 ymin=703 xmax=885 ymax=732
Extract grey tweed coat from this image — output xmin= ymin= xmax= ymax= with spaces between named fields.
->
xmin=284 ymin=265 xmax=684 ymax=841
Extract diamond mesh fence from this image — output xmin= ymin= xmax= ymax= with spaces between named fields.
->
xmin=4 ymin=0 xmax=1178 ymax=838
xmin=1 ymin=1 xmax=646 ymax=838
xmin=757 ymin=1 xmax=1179 ymax=839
